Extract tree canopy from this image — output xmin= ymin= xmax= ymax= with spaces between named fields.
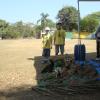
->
xmin=57 ymin=6 xmax=78 ymax=31
xmin=37 ymin=13 xmax=55 ymax=31
xmin=80 ymin=12 xmax=100 ymax=32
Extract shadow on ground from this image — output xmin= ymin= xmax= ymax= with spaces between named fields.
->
xmin=0 ymin=84 xmax=64 ymax=100
xmin=0 ymin=84 xmax=100 ymax=100
xmin=1 ymin=52 xmax=100 ymax=100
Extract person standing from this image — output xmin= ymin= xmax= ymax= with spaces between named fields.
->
xmin=42 ymin=27 xmax=52 ymax=60
xmin=95 ymin=26 xmax=100 ymax=60
xmin=54 ymin=22 xmax=66 ymax=55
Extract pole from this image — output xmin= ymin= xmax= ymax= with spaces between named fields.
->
xmin=77 ymin=0 xmax=81 ymax=61
xmin=77 ymin=0 xmax=81 ymax=44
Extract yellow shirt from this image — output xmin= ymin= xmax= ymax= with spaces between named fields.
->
xmin=54 ymin=29 xmax=66 ymax=45
xmin=42 ymin=33 xmax=52 ymax=49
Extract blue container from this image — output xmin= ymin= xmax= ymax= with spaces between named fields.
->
xmin=96 ymin=68 xmax=100 ymax=74
xmin=75 ymin=61 xmax=85 ymax=65
xmin=75 ymin=61 xmax=86 ymax=68
xmin=87 ymin=60 xmax=100 ymax=76
xmin=88 ymin=60 xmax=100 ymax=68
xmin=74 ymin=44 xmax=86 ymax=61
xmin=96 ymin=78 xmax=100 ymax=81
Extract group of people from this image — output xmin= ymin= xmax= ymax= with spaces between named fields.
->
xmin=41 ymin=21 xmax=100 ymax=61
xmin=41 ymin=22 xmax=66 ymax=60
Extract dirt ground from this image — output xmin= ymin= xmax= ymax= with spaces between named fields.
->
xmin=0 ymin=39 xmax=99 ymax=100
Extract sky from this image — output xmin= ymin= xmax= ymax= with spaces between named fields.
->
xmin=0 ymin=0 xmax=100 ymax=23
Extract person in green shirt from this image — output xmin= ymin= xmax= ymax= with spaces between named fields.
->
xmin=42 ymin=27 xmax=52 ymax=58
xmin=54 ymin=22 xmax=66 ymax=55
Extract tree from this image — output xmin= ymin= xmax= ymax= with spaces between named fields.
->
xmin=46 ymin=19 xmax=56 ymax=28
xmin=34 ymin=25 xmax=42 ymax=39
xmin=0 ymin=20 xmax=9 ymax=38
xmin=85 ymin=11 xmax=100 ymax=22
xmin=80 ymin=14 xmax=99 ymax=33
xmin=57 ymin=6 xmax=78 ymax=31
xmin=14 ymin=21 xmax=24 ymax=36
xmin=5 ymin=25 xmax=20 ymax=38
xmin=37 ymin=13 xmax=49 ymax=30
xmin=0 ymin=20 xmax=8 ymax=29
xmin=22 ymin=23 xmax=35 ymax=38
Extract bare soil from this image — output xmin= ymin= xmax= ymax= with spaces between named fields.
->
xmin=0 ymin=39 xmax=99 ymax=100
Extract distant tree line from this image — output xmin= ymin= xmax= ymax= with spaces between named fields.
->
xmin=0 ymin=14 xmax=56 ymax=39
xmin=0 ymin=6 xmax=100 ymax=39
xmin=0 ymin=20 xmax=36 ymax=39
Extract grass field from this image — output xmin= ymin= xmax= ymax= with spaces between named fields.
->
xmin=0 ymin=39 xmax=97 ymax=100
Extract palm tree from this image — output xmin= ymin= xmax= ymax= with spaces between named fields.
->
xmin=37 ymin=13 xmax=49 ymax=31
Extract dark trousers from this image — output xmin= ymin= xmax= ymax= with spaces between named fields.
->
xmin=42 ymin=48 xmax=50 ymax=58
xmin=55 ymin=45 xmax=64 ymax=55
xmin=96 ymin=40 xmax=100 ymax=58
